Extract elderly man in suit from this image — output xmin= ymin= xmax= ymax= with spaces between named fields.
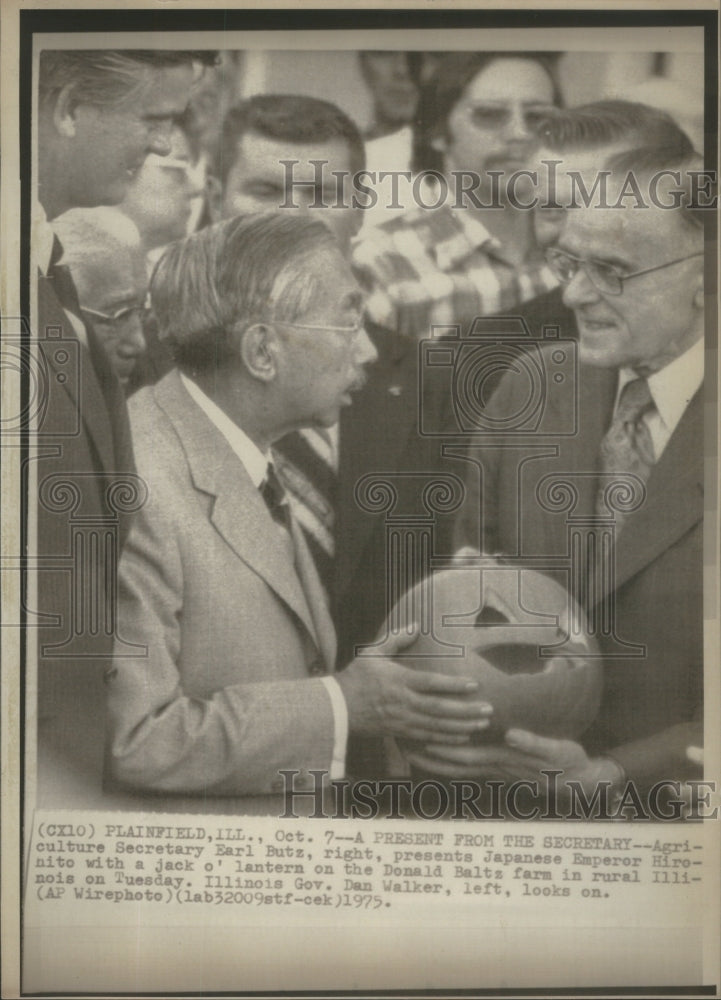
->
xmin=413 ymin=144 xmax=708 ymax=802
xmin=34 ymin=48 xmax=217 ymax=804
xmin=107 ymin=213 xmax=491 ymax=797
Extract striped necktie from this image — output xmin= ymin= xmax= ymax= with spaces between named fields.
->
xmin=273 ymin=428 xmax=337 ymax=601
xmin=260 ymin=462 xmax=292 ymax=532
xmin=596 ymin=376 xmax=656 ymax=529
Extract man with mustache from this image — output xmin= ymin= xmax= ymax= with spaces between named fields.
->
xmin=106 ymin=213 xmax=490 ymax=798
xmin=353 ymin=51 xmax=562 ymax=340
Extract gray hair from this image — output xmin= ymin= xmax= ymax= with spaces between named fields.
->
xmin=39 ymin=50 xmax=218 ymax=110
xmin=150 ymin=212 xmax=338 ymax=371
xmin=53 ymin=206 xmax=142 ymax=275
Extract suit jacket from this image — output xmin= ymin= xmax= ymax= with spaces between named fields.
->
xmin=334 ymin=324 xmax=457 ymax=665
xmin=35 ymin=273 xmax=136 ymax=804
xmin=454 ymin=348 xmax=703 ymax=789
xmin=106 ymin=370 xmax=338 ymax=796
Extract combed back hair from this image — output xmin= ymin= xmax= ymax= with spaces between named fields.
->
xmin=603 ymin=146 xmax=712 ymax=232
xmin=214 ymin=94 xmax=366 ymax=184
xmin=39 ymin=49 xmax=219 ymax=109
xmin=53 ymin=206 xmax=142 ymax=274
xmin=150 ymin=212 xmax=338 ymax=372
xmin=412 ymin=51 xmax=562 ymax=173
xmin=537 ymin=99 xmax=696 ymax=155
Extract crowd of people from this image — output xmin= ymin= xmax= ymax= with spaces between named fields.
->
xmin=33 ymin=47 xmax=708 ymax=813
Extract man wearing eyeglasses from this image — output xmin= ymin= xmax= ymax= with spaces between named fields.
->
xmin=417 ymin=145 xmax=708 ymax=807
xmin=52 ymin=206 xmax=148 ymax=387
xmin=105 ymin=213 xmax=492 ymax=801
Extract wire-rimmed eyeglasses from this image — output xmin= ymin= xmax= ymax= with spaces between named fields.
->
xmin=82 ymin=304 xmax=150 ymax=325
xmin=545 ymin=247 xmax=704 ymax=297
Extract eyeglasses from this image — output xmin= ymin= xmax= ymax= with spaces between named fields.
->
xmin=272 ymin=318 xmax=366 ymax=335
xmin=545 ymin=247 xmax=704 ymax=297
xmin=461 ymin=103 xmax=556 ymax=132
xmin=82 ymin=304 xmax=150 ymax=325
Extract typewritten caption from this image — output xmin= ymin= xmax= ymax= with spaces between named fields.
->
xmin=25 ymin=811 xmax=705 ymax=922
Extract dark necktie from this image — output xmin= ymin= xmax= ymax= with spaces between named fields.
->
xmin=47 ymin=235 xmax=84 ymax=317
xmin=596 ymin=376 xmax=656 ymax=529
xmin=261 ymin=462 xmax=292 ymax=532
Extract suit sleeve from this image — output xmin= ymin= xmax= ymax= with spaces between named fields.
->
xmin=106 ymin=489 xmax=336 ymax=796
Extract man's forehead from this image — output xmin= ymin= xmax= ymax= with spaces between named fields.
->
xmin=234 ymin=130 xmax=353 ymax=175
xmin=561 ymin=199 xmax=684 ymax=255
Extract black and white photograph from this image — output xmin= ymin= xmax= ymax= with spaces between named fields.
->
xmin=0 ymin=2 xmax=719 ymax=996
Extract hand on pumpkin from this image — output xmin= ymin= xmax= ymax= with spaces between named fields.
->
xmin=405 ymin=727 xmax=623 ymax=795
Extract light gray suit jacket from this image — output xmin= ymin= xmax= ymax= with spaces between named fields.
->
xmin=107 ymin=370 xmax=339 ymax=795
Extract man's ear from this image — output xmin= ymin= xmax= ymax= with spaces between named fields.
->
xmin=238 ymin=322 xmax=278 ymax=382
xmin=52 ymin=83 xmax=80 ymax=139
xmin=205 ymin=174 xmax=223 ymax=224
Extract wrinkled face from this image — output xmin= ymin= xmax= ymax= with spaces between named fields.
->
xmin=67 ymin=62 xmax=198 ymax=208
xmin=122 ymin=126 xmax=205 ymax=247
xmin=558 ymin=196 xmax=704 ymax=372
xmin=76 ymin=247 xmax=148 ymax=384
xmin=274 ymin=247 xmax=378 ymax=429
xmin=439 ymin=59 xmax=556 ymax=187
xmin=215 ymin=131 xmax=361 ymax=253
xmin=360 ymin=51 xmax=419 ymax=126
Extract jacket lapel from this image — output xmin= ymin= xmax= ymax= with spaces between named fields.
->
xmin=38 ymin=273 xmax=117 ymax=473
xmin=612 ymin=388 xmax=704 ymax=592
xmin=154 ymin=372 xmax=325 ymax=653
xmin=524 ymin=363 xmax=616 ymax=561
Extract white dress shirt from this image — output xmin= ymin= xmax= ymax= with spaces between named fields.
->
xmin=180 ymin=373 xmax=348 ymax=778
xmin=616 ymin=336 xmax=704 ymax=461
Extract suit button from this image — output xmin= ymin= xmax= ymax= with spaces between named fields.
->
xmin=308 ymin=660 xmax=324 ymax=676
xmin=270 ymin=777 xmax=284 ymax=792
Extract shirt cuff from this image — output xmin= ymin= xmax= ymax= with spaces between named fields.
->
xmin=320 ymin=676 xmax=348 ymax=779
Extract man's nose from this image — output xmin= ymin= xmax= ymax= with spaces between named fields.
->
xmin=561 ymin=265 xmax=600 ymax=309
xmin=355 ymin=326 xmax=378 ymax=367
xmin=119 ymin=317 xmax=147 ymax=356
xmin=504 ymin=106 xmax=534 ymax=143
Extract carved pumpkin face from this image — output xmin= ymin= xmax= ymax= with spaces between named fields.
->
xmin=391 ymin=560 xmax=602 ymax=742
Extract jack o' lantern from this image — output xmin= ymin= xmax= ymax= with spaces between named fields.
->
xmin=387 ymin=560 xmax=602 ymax=744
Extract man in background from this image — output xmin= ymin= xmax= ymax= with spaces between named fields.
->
xmin=52 ymin=207 xmax=148 ymax=388
xmin=35 ymin=47 xmax=216 ymax=804
xmin=353 ymin=51 xmax=563 ymax=340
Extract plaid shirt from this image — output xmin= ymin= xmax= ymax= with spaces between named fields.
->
xmin=352 ymin=203 xmax=558 ymax=340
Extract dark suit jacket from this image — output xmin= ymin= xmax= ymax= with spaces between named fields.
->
xmin=334 ymin=323 xmax=458 ymax=665
xmin=35 ymin=274 xmax=136 ymax=804
xmin=454 ymin=348 xmax=703 ymax=789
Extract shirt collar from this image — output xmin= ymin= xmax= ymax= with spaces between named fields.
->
xmin=180 ymin=372 xmax=270 ymax=488
xmin=618 ymin=335 xmax=704 ymax=433
xmin=33 ymin=202 xmax=56 ymax=276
